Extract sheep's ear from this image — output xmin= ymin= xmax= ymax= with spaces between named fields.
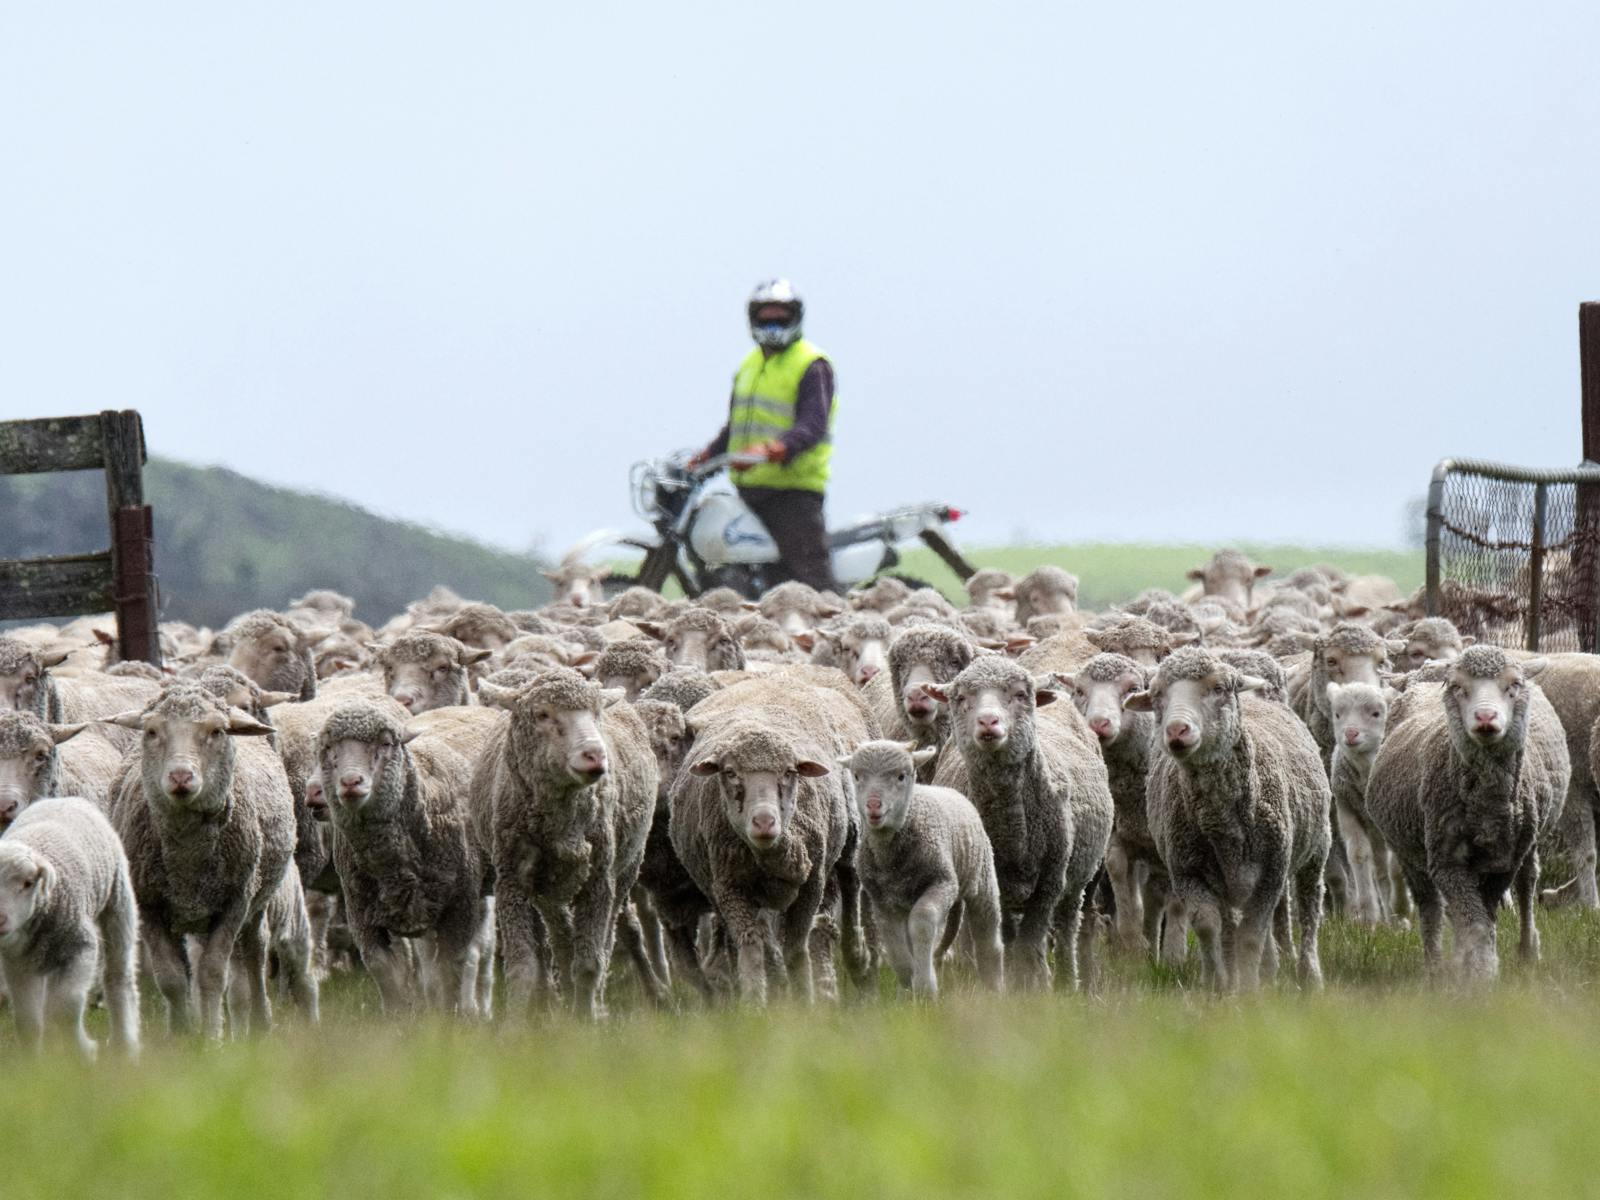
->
xmin=1186 ymin=569 xmax=1205 ymax=582
xmin=399 ymin=726 xmax=422 ymax=745
xmin=541 ymin=570 xmax=563 ymax=584
xmin=635 ymin=621 xmax=666 ymax=642
xmin=1289 ymin=632 xmax=1319 ymax=651
xmin=790 ymin=631 xmax=817 ymax=653
xmin=600 ymin=688 xmax=627 ymax=708
xmin=911 ymin=747 xmax=938 ymax=769
xmin=477 ymin=681 xmax=517 ymax=709
xmin=1123 ymin=691 xmax=1154 ymax=712
xmin=1031 ymin=678 xmax=1058 ymax=707
xmin=815 ymin=600 xmax=845 ymax=619
xmin=1384 ymin=639 xmax=1409 ymax=659
xmin=48 ymin=723 xmax=89 ymax=745
xmin=226 ymin=709 xmax=276 ymax=737
xmin=259 ymin=690 xmax=298 ymax=709
xmin=992 ymin=587 xmax=1016 ymax=601
xmin=41 ymin=649 xmax=72 ymax=668
xmin=570 ymin=650 xmax=601 ymax=677
xmin=835 ymin=753 xmax=855 ymax=768
xmin=1342 ymin=604 xmax=1371 ymax=620
xmin=689 ymin=759 xmax=720 ymax=777
xmin=1004 ymin=636 xmax=1036 ymax=657
xmin=99 ymin=709 xmax=147 ymax=731
xmin=1253 ymin=565 xmax=1273 ymax=579
xmin=795 ymin=760 xmax=830 ymax=778
xmin=919 ymin=683 xmax=950 ymax=704
xmin=740 ymin=601 xmax=760 ymax=612
xmin=461 ymin=647 xmax=494 ymax=666
xmin=1236 ymin=674 xmax=1268 ymax=694
xmin=1460 ymin=635 xmax=1476 ymax=647
xmin=1521 ymin=658 xmax=1549 ymax=679
xmin=364 ymin=641 xmax=387 ymax=658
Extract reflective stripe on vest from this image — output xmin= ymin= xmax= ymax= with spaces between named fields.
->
xmin=728 ymin=339 xmax=835 ymax=492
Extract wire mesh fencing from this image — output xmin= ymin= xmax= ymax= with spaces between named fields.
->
xmin=1426 ymin=458 xmax=1600 ymax=652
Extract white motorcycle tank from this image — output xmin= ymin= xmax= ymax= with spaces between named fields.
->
xmin=688 ymin=493 xmax=780 ymax=566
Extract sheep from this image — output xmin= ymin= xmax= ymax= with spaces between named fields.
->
xmin=318 ymin=699 xmax=491 ymax=1017
xmin=849 ymin=577 xmax=913 ymax=613
xmin=1084 ymin=615 xmax=1178 ymax=668
xmin=1012 ymin=566 xmax=1078 ymax=626
xmin=470 ymin=668 xmax=661 ymax=1018
xmin=637 ymin=609 xmax=746 ymax=673
xmin=800 ymin=613 xmax=892 ymax=687
xmin=1056 ymin=654 xmax=1175 ymax=957
xmin=229 ymin=861 xmax=320 ymax=1030
xmin=1215 ymin=650 xmax=1290 ymax=705
xmin=0 ymin=636 xmax=161 ymax=751
xmin=370 ymin=631 xmax=493 ymax=715
xmin=641 ymin=668 xmax=721 ymax=714
xmin=430 ymin=602 xmax=521 ymax=652
xmin=1365 ymin=647 xmax=1569 ymax=980
xmin=870 ymin=625 xmax=980 ymax=771
xmin=842 ymin=740 xmax=1003 ymax=997
xmin=0 ymin=797 xmax=140 ymax=1059
xmin=106 ymin=684 xmax=296 ymax=1038
xmin=695 ymin=587 xmax=759 ymax=615
xmin=964 ymin=568 xmax=1017 ymax=615
xmin=957 ymin=609 xmax=1013 ymax=641
xmin=1514 ymin=654 xmax=1600 ymax=909
xmin=607 ymin=586 xmax=671 ymax=622
xmin=755 ymin=581 xmax=840 ymax=636
xmin=224 ymin=611 xmax=319 ymax=702
xmin=543 ymin=559 xmax=607 ymax=609
xmin=498 ymin=634 xmax=601 ymax=675
xmin=669 ymin=718 xmax=848 ymax=1005
xmin=593 ymin=638 xmax=668 ymax=701
xmin=1185 ymin=548 xmax=1272 ymax=611
xmin=0 ymin=710 xmax=123 ymax=823
xmin=1126 ymin=647 xmax=1330 ymax=991
xmin=1326 ymin=682 xmax=1404 ymax=927
xmin=1390 ymin=618 xmax=1470 ymax=669
xmin=925 ymin=656 xmax=1114 ymax=990
xmin=1287 ymin=623 xmax=1398 ymax=767
xmin=734 ymin=614 xmax=799 ymax=663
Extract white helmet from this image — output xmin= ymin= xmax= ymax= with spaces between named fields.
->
xmin=747 ymin=279 xmax=804 ymax=350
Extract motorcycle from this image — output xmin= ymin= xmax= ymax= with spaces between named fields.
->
xmin=585 ymin=450 xmax=977 ymax=599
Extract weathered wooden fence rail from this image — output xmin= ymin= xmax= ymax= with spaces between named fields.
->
xmin=0 ymin=410 xmax=161 ymax=666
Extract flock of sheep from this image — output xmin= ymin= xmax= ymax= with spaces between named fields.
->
xmin=0 ymin=546 xmax=1593 ymax=1058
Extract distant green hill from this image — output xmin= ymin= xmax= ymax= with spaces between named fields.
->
xmin=0 ymin=459 xmax=552 ymax=629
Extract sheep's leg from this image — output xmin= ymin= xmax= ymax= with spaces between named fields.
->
xmin=144 ymin=924 xmax=195 ymax=1034
xmin=1323 ymin=805 xmax=1352 ymax=915
xmin=100 ymin=877 xmax=142 ymax=1056
xmin=631 ymin=885 xmax=672 ymax=987
xmin=1159 ymin=888 xmax=1189 ymax=966
xmin=909 ymin=882 xmax=959 ymax=1000
xmin=614 ymin=903 xmax=670 ymax=1009
xmin=196 ymin=916 xmax=245 ymax=1040
xmin=236 ymin=914 xmax=273 ymax=1035
xmin=276 ymin=926 xmax=320 ymax=1024
xmin=713 ymin=888 xmax=771 ymax=1007
xmin=1050 ymin=891 xmax=1084 ymax=992
xmin=1178 ymin=885 xmax=1224 ymax=990
xmin=2 ymin=961 xmax=46 ymax=1052
xmin=1104 ymin=841 xmax=1146 ymax=953
xmin=471 ymin=899 xmax=497 ymax=1020
xmin=1262 ymin=896 xmax=1286 ymax=983
xmin=781 ymin=874 xmax=827 ymax=1006
xmin=358 ymin=927 xmax=419 ymax=1014
xmin=1404 ymin=866 xmax=1444 ymax=971
xmin=663 ymin=920 xmax=716 ymax=1001
xmin=1235 ymin=878 xmax=1283 ymax=993
xmin=1559 ymin=795 xmax=1599 ymax=910
xmin=566 ymin=865 xmax=620 ymax=1020
xmin=965 ymin=890 xmax=1005 ymax=992
xmin=879 ymin=910 xmax=914 ymax=991
xmin=1514 ymin=847 xmax=1542 ymax=963
xmin=1293 ymin=860 xmax=1325 ymax=989
xmin=495 ymin=880 xmax=549 ymax=1016
xmin=833 ymin=859 xmax=871 ymax=992
xmin=48 ymin=948 xmax=99 ymax=1061
xmin=1388 ymin=849 xmax=1414 ymax=923
xmin=1013 ymin=850 xmax=1068 ymax=991
xmin=1337 ymin=801 xmax=1381 ymax=928
xmin=1434 ymin=867 xmax=1498 ymax=982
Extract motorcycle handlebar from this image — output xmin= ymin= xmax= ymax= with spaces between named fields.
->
xmin=686 ymin=452 xmax=765 ymax=478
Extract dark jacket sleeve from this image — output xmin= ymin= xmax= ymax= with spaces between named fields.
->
xmin=779 ymin=359 xmax=834 ymax=462
xmin=702 ymin=389 xmax=733 ymax=457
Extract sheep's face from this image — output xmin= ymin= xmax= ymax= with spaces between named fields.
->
xmin=899 ymin=663 xmax=949 ymax=731
xmin=1400 ymin=629 xmax=1465 ymax=669
xmin=544 ymin=567 xmax=606 ymax=610
xmin=0 ymin=646 xmax=65 ymax=717
xmin=115 ymin=694 xmax=275 ymax=813
xmin=846 ymin=746 xmax=934 ymax=834
xmin=1127 ymin=666 xmax=1262 ymax=762
xmin=0 ymin=715 xmax=84 ymax=828
xmin=634 ymin=703 xmax=688 ymax=801
xmin=692 ymin=753 xmax=828 ymax=850
xmin=598 ymin=662 xmax=663 ymax=702
xmin=305 ymin=770 xmax=328 ymax=821
xmin=926 ymin=667 xmax=1054 ymax=762
xmin=0 ymin=846 xmax=50 ymax=941
xmin=517 ymin=699 xmax=609 ymax=786
xmin=830 ymin=631 xmax=888 ymax=688
xmin=1445 ymin=659 xmax=1540 ymax=747
xmin=1327 ymin=682 xmax=1391 ymax=756
xmin=652 ymin=619 xmax=739 ymax=673
xmin=1018 ymin=581 xmax=1075 ymax=619
xmin=1186 ymin=556 xmax=1270 ymax=610
xmin=228 ymin=627 xmax=307 ymax=693
xmin=1318 ymin=644 xmax=1385 ymax=689
xmin=382 ymin=642 xmax=486 ymax=715
xmin=1064 ymin=665 xmax=1146 ymax=748
xmin=319 ymin=731 xmax=409 ymax=814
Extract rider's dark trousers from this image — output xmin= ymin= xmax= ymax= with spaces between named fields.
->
xmin=738 ymin=487 xmax=839 ymax=594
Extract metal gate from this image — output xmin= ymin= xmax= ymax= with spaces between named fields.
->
xmin=1425 ymin=456 xmax=1600 ymax=652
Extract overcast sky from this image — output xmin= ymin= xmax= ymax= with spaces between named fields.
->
xmin=3 ymin=3 xmax=1596 ymax=558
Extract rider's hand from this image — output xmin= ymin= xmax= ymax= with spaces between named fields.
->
xmin=686 ymin=448 xmax=711 ymax=470
xmin=734 ymin=439 xmax=787 ymax=469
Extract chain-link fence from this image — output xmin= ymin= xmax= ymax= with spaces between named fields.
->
xmin=1426 ymin=458 xmax=1600 ymax=652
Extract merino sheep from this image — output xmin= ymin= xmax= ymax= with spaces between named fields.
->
xmin=849 ymin=577 xmax=913 ymax=614
xmin=470 ymin=669 xmax=661 ymax=1017
xmin=1012 ymin=566 xmax=1078 ymax=626
xmin=543 ymin=559 xmax=607 ymax=610
xmin=318 ymin=699 xmax=491 ymax=1017
xmin=1185 ymin=549 xmax=1272 ymax=611
xmin=927 ymin=656 xmax=1114 ymax=990
xmin=107 ymin=684 xmax=296 ymax=1038
xmin=1391 ymin=617 xmax=1470 ymax=669
xmin=593 ymin=638 xmax=668 ymax=701
xmin=371 ymin=631 xmax=492 ymax=715
xmin=759 ymin=581 xmax=842 ymax=635
xmin=0 ymin=636 xmax=161 ymax=752
xmin=801 ymin=613 xmax=892 ymax=687
xmin=843 ymin=740 xmax=1003 ymax=997
xmin=1326 ymin=682 xmax=1404 ymax=927
xmin=963 ymin=569 xmax=1017 ymax=616
xmin=1365 ymin=647 xmax=1569 ymax=980
xmin=1515 ymin=655 xmax=1600 ymax=909
xmin=430 ymin=603 xmax=521 ymax=652
xmin=637 ymin=609 xmax=746 ymax=673
xmin=0 ymin=797 xmax=140 ymax=1059
xmin=225 ymin=611 xmax=319 ymax=702
xmin=876 ymin=625 xmax=981 ymax=771
xmin=1127 ymin=647 xmax=1331 ymax=991
xmin=0 ymin=711 xmax=123 ymax=823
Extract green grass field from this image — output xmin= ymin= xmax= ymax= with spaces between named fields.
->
xmin=8 ymin=907 xmax=1600 ymax=1199
xmin=894 ymin=541 xmax=1425 ymax=610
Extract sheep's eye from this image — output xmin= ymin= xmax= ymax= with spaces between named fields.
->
xmin=144 ymin=729 xmax=158 ymax=740
xmin=21 ymin=878 xmax=33 ymax=891
xmin=896 ymin=772 xmax=906 ymax=782
xmin=1370 ymin=709 xmax=1382 ymax=719
xmin=33 ymin=751 xmax=48 ymax=765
